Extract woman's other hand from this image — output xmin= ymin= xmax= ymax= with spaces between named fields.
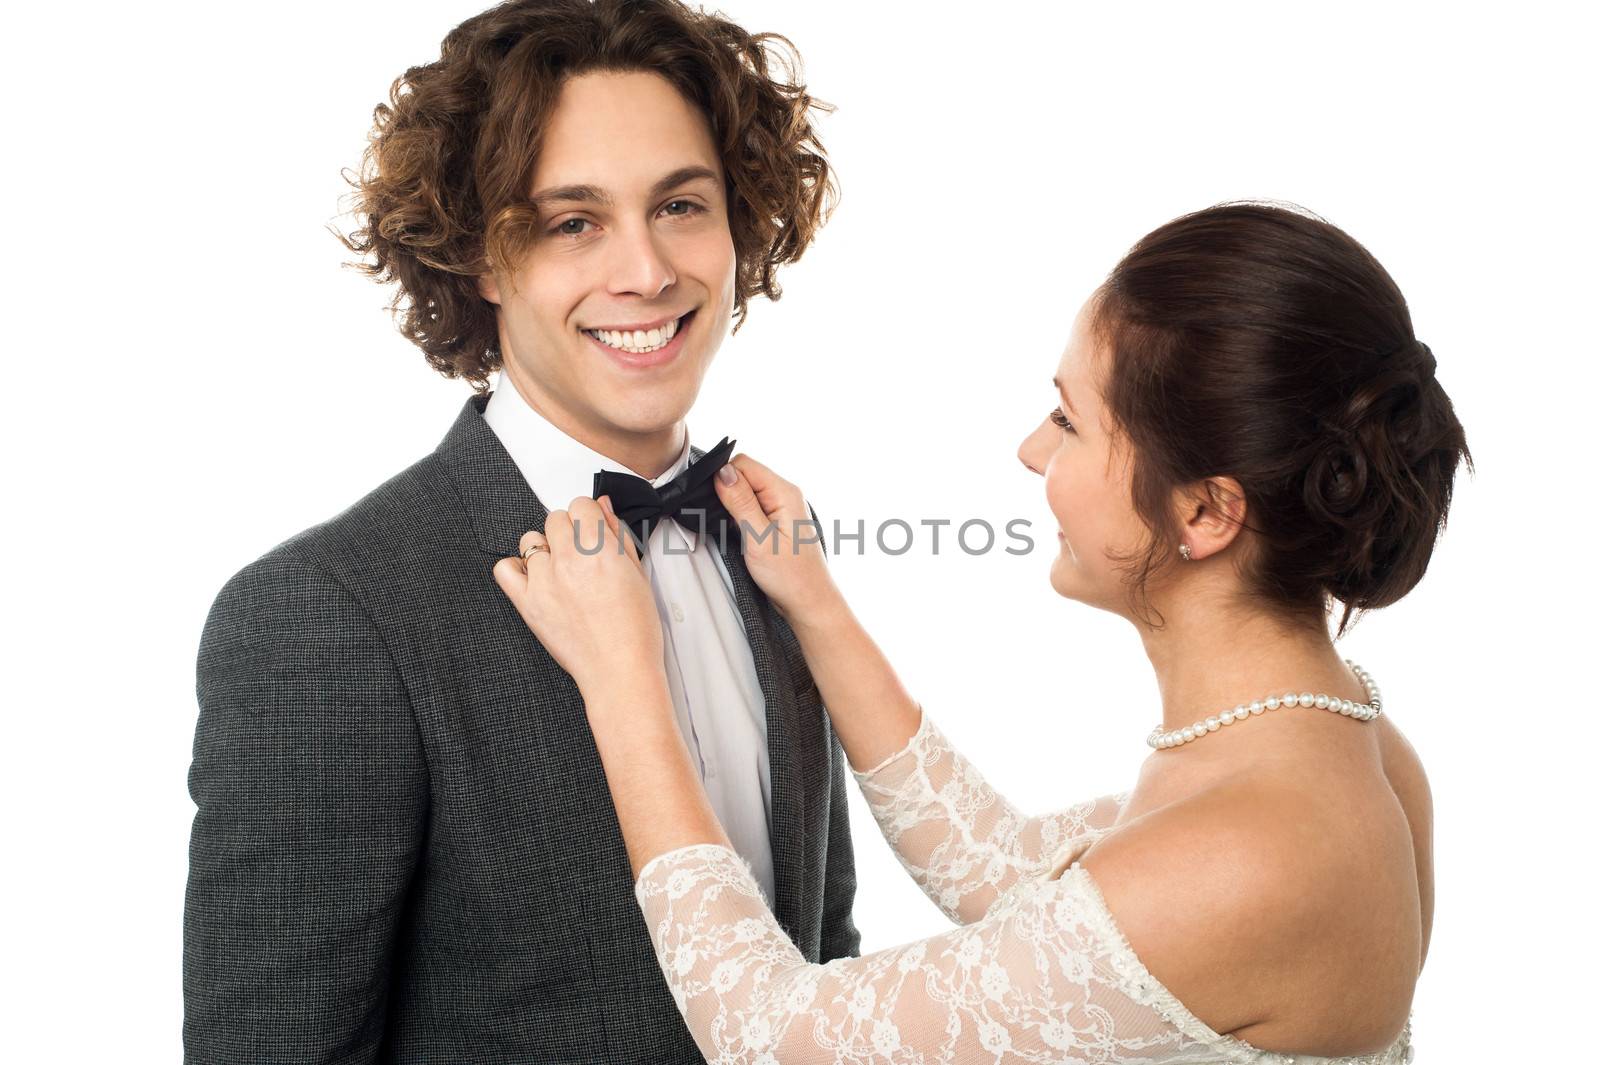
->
xmin=714 ymin=454 xmax=842 ymax=623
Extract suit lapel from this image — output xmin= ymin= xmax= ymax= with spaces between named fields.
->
xmin=436 ymin=397 xmax=807 ymax=935
xmin=701 ymin=444 xmax=807 ymax=938
xmin=436 ymin=392 xmax=550 ymax=557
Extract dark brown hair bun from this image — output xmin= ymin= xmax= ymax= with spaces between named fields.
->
xmin=1093 ymin=203 xmax=1472 ymax=637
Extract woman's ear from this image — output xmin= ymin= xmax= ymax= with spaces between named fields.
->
xmin=476 ymin=272 xmax=503 ymax=306
xmin=1178 ymin=476 xmax=1248 ymax=560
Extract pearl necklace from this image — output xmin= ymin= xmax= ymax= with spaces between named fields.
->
xmin=1147 ymin=659 xmax=1382 ymax=749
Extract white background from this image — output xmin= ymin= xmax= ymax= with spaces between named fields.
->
xmin=5 ymin=1 xmax=1595 ymax=1059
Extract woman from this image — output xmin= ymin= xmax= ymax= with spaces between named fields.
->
xmin=493 ymin=203 xmax=1468 ymax=1062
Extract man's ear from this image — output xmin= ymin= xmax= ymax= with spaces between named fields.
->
xmin=477 ymin=272 xmax=503 ymax=306
xmin=1178 ymin=476 xmax=1248 ymax=560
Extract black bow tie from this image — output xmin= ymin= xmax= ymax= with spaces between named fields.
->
xmin=592 ymin=436 xmax=739 ymax=550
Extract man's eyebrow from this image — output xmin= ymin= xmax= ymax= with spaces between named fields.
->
xmin=528 ymin=165 xmax=721 ymax=211
xmin=1052 ymin=376 xmax=1080 ymax=417
xmin=648 ymin=165 xmax=720 ymax=199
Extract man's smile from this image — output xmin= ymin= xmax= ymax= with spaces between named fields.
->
xmin=582 ymin=309 xmax=698 ymax=368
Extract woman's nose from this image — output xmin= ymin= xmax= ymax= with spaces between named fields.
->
xmin=1017 ymin=422 xmax=1049 ymax=475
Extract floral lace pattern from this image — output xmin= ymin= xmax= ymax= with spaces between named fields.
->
xmin=633 ymin=708 xmax=1416 ymax=1064
xmin=851 ymin=704 xmax=1129 ymax=925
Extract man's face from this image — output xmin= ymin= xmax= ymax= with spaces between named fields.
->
xmin=479 ymin=69 xmax=736 ymax=459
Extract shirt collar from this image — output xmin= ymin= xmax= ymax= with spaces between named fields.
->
xmin=481 ymin=367 xmax=700 ymax=551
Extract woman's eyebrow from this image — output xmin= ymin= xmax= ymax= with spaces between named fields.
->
xmin=529 ymin=165 xmax=720 ymax=210
xmin=1052 ymin=376 xmax=1080 ymax=418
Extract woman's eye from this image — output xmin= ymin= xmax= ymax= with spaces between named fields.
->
xmin=661 ymin=200 xmax=703 ymax=217
xmin=553 ymin=218 xmax=592 ymax=237
xmin=1050 ymin=407 xmax=1075 ymax=433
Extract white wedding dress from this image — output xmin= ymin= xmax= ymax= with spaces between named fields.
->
xmin=635 ymin=707 xmax=1416 ymax=1064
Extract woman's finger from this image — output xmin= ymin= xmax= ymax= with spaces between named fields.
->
xmin=714 ymin=460 xmax=771 ymax=532
xmin=728 ymin=453 xmax=799 ymax=519
xmin=566 ymin=496 xmax=612 ymax=558
xmin=492 ymin=555 xmax=528 ymax=595
xmin=544 ymin=509 xmax=574 ymax=556
xmin=598 ymin=495 xmax=644 ymax=567
xmin=518 ymin=528 xmax=550 ymax=561
xmin=497 ymin=529 xmax=548 ymax=600
xmin=597 ymin=494 xmax=622 ymax=539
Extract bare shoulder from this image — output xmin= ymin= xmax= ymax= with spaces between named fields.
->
xmin=1077 ymin=773 xmax=1420 ymax=1056
xmin=1374 ymin=713 xmax=1432 ymax=813
xmin=1374 ymin=713 xmax=1435 ymax=968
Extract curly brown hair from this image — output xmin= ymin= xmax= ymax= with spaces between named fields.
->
xmin=335 ymin=0 xmax=836 ymax=390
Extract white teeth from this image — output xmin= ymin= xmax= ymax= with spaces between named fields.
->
xmin=584 ymin=314 xmax=685 ymax=354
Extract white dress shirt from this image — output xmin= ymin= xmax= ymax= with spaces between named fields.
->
xmin=482 ymin=368 xmax=776 ymax=904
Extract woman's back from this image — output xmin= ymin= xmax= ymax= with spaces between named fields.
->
xmin=1078 ymin=705 xmax=1433 ymax=1057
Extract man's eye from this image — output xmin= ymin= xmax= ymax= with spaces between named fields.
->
xmin=554 ymin=218 xmax=592 ymax=236
xmin=661 ymin=200 xmax=703 ymax=217
xmin=1050 ymin=408 xmax=1075 ymax=433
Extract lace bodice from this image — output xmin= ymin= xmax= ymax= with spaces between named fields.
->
xmin=634 ymin=708 xmax=1416 ymax=1064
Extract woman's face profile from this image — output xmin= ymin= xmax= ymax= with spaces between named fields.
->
xmin=1018 ymin=298 xmax=1151 ymax=617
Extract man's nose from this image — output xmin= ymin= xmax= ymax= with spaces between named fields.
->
xmin=607 ymin=222 xmax=676 ymax=298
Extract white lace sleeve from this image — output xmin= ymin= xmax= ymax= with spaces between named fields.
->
xmin=639 ymin=844 xmax=1187 ymax=1063
xmin=852 ymin=705 xmax=1129 ymax=924
xmin=635 ymin=844 xmax=1415 ymax=1065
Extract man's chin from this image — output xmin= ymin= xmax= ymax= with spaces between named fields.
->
xmin=597 ymin=394 xmax=700 ymax=438
xmin=612 ymin=369 xmax=710 ymax=427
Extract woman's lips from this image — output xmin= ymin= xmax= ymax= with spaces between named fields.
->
xmin=585 ymin=310 xmax=694 ymax=369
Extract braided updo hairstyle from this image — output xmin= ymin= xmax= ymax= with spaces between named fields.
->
xmin=1091 ymin=203 xmax=1472 ymax=638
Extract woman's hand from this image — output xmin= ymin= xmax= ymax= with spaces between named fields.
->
xmin=714 ymin=454 xmax=843 ymax=624
xmin=497 ymin=497 xmax=732 ymax=879
xmin=492 ymin=495 xmax=665 ymax=701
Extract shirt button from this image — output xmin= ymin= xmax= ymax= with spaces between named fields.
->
xmin=671 ymin=603 xmax=686 ymax=623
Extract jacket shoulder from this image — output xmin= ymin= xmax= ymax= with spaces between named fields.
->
xmin=216 ymin=446 xmax=465 ymax=600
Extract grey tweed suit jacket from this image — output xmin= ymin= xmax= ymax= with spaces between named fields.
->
xmin=184 ymin=392 xmax=862 ymax=1063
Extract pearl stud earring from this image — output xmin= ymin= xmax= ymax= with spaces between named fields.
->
xmin=1178 ymin=543 xmax=1192 ymax=561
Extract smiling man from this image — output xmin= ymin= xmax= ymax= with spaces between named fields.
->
xmin=479 ymin=77 xmax=735 ymax=480
xmin=182 ymin=2 xmax=858 ymax=1061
